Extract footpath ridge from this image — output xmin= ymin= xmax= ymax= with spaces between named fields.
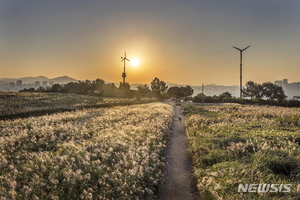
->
xmin=156 ymin=105 xmax=201 ymax=200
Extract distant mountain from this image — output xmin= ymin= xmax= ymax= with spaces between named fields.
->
xmin=166 ymin=82 xmax=188 ymax=87
xmin=0 ymin=75 xmax=77 ymax=84
xmin=19 ymin=76 xmax=49 ymax=83
xmin=0 ymin=78 xmax=21 ymax=83
xmin=50 ymin=76 xmax=77 ymax=84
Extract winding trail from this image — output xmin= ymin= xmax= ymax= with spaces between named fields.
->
xmin=156 ymin=105 xmax=201 ymax=200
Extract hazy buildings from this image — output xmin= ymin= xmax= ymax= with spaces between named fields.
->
xmin=42 ymin=81 xmax=47 ymax=87
xmin=274 ymin=80 xmax=282 ymax=87
xmin=0 ymin=76 xmax=77 ymax=92
xmin=192 ymin=84 xmax=240 ymax=97
xmin=274 ymin=79 xmax=300 ymax=99
xmin=194 ymin=79 xmax=300 ymax=99
xmin=2 ymin=80 xmax=51 ymax=91
xmin=16 ymin=80 xmax=22 ymax=89
xmin=35 ymin=81 xmax=40 ymax=88
xmin=9 ymin=82 xmax=15 ymax=91
xmin=283 ymin=79 xmax=288 ymax=93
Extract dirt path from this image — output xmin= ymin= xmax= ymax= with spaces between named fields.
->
xmin=156 ymin=105 xmax=201 ymax=200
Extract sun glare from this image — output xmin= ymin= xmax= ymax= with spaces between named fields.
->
xmin=130 ymin=58 xmax=139 ymax=67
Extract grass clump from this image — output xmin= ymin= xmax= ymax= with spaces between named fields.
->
xmin=275 ymin=114 xmax=300 ymax=127
xmin=252 ymin=150 xmax=298 ymax=176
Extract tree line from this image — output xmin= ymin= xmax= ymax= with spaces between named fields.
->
xmin=242 ymin=81 xmax=286 ymax=100
xmin=20 ymin=77 xmax=300 ymax=106
xmin=20 ymin=77 xmax=195 ymax=99
xmin=193 ymin=81 xmax=300 ymax=107
xmin=194 ymin=81 xmax=286 ymax=102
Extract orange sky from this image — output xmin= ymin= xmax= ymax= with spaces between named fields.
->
xmin=1 ymin=1 xmax=300 ymax=86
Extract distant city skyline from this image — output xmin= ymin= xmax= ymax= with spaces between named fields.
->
xmin=1 ymin=1 xmax=300 ymax=86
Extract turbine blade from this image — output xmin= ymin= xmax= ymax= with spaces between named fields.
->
xmin=233 ymin=46 xmax=241 ymax=51
xmin=242 ymin=45 xmax=251 ymax=51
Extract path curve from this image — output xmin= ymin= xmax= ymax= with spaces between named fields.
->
xmin=156 ymin=105 xmax=201 ymax=200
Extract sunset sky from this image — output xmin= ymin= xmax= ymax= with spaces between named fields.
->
xmin=1 ymin=0 xmax=300 ymax=86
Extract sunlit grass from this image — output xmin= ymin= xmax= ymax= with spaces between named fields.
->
xmin=0 ymin=92 xmax=157 ymax=116
xmin=0 ymin=102 xmax=174 ymax=199
xmin=184 ymin=104 xmax=300 ymax=200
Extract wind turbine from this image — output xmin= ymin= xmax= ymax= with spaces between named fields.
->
xmin=121 ymin=52 xmax=130 ymax=85
xmin=233 ymin=45 xmax=251 ymax=98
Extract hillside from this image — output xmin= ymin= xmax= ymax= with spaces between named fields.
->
xmin=0 ymin=75 xmax=77 ymax=84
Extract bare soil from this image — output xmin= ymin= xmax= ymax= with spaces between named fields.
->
xmin=156 ymin=105 xmax=202 ymax=200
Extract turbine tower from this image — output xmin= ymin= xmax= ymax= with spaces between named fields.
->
xmin=233 ymin=45 xmax=251 ymax=98
xmin=121 ymin=52 xmax=130 ymax=85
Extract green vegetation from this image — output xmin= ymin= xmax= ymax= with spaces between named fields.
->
xmin=150 ymin=77 xmax=168 ymax=98
xmin=167 ymin=85 xmax=194 ymax=99
xmin=0 ymin=92 xmax=157 ymax=117
xmin=243 ymin=81 xmax=286 ymax=100
xmin=183 ymin=104 xmax=300 ymax=200
xmin=20 ymin=77 xmax=171 ymax=99
xmin=192 ymin=81 xmax=300 ymax=107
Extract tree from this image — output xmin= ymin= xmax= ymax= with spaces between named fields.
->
xmin=262 ymin=82 xmax=286 ymax=101
xmin=81 ymin=80 xmax=93 ymax=94
xmin=91 ymin=79 xmax=105 ymax=93
xmin=151 ymin=77 xmax=168 ymax=96
xmin=137 ymin=84 xmax=150 ymax=93
xmin=243 ymin=81 xmax=286 ymax=101
xmin=102 ymin=83 xmax=118 ymax=97
xmin=243 ymin=81 xmax=262 ymax=99
xmin=273 ymin=85 xmax=287 ymax=101
xmin=118 ymin=82 xmax=131 ymax=97
xmin=219 ymin=92 xmax=232 ymax=102
xmin=167 ymin=86 xmax=182 ymax=97
xmin=119 ymin=82 xmax=130 ymax=91
xmin=262 ymin=82 xmax=274 ymax=99
xmin=167 ymin=85 xmax=194 ymax=98
xmin=193 ymin=93 xmax=206 ymax=103
xmin=183 ymin=85 xmax=194 ymax=97
xmin=51 ymin=84 xmax=63 ymax=92
xmin=136 ymin=84 xmax=151 ymax=98
xmin=64 ymin=82 xmax=81 ymax=93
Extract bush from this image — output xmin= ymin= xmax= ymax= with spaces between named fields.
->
xmin=287 ymin=100 xmax=300 ymax=107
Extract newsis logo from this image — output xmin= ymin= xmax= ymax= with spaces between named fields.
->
xmin=238 ymin=184 xmax=292 ymax=193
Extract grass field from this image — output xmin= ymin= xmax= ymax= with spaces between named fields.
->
xmin=183 ymin=104 xmax=300 ymax=200
xmin=0 ymin=102 xmax=174 ymax=199
xmin=0 ymin=92 xmax=157 ymax=117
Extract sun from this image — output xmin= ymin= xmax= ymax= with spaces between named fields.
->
xmin=130 ymin=58 xmax=139 ymax=67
